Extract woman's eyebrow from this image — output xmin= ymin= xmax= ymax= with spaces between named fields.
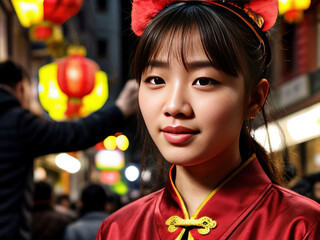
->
xmin=186 ymin=60 xmax=213 ymax=69
xmin=147 ymin=60 xmax=169 ymax=68
xmin=147 ymin=60 xmax=213 ymax=69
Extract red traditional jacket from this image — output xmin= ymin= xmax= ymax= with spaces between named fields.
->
xmin=96 ymin=155 xmax=320 ymax=239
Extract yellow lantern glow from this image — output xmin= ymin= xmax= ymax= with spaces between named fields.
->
xmin=38 ymin=62 xmax=68 ymax=120
xmin=38 ymin=62 xmax=109 ymax=120
xmin=80 ymin=71 xmax=109 ymax=117
xmin=279 ymin=0 xmax=291 ymax=15
xmin=11 ymin=0 xmax=44 ymax=28
xmin=295 ymin=0 xmax=311 ymax=10
xmin=279 ymin=0 xmax=311 ymax=13
xmin=67 ymin=45 xmax=87 ymax=57
xmin=279 ymin=0 xmax=311 ymax=23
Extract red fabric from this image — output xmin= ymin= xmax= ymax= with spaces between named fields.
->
xmin=131 ymin=0 xmax=278 ymax=36
xmin=96 ymin=157 xmax=320 ymax=239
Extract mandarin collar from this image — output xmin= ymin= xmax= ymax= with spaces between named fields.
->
xmin=154 ymin=155 xmax=272 ymax=240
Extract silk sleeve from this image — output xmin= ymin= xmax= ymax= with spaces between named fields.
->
xmin=303 ymin=218 xmax=320 ymax=240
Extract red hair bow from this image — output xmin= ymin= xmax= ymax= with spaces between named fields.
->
xmin=131 ymin=0 xmax=279 ymax=36
xmin=246 ymin=0 xmax=278 ymax=31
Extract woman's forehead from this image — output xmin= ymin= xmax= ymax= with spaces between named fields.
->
xmin=150 ymin=29 xmax=208 ymax=64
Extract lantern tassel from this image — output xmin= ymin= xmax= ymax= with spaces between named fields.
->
xmin=65 ymin=97 xmax=82 ymax=118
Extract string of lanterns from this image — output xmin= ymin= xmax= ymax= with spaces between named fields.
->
xmin=11 ymin=0 xmax=84 ymax=58
xmin=11 ymin=0 xmax=83 ymax=27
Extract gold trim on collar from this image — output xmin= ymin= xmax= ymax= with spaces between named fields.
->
xmin=192 ymin=154 xmax=256 ymax=219
xmin=166 ymin=215 xmax=217 ymax=235
xmin=167 ymin=154 xmax=257 ymax=238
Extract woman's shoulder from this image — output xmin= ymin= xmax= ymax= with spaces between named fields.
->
xmin=273 ymin=184 xmax=319 ymax=206
xmin=270 ymin=184 xmax=320 ymax=219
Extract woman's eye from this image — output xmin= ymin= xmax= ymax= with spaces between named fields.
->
xmin=193 ymin=78 xmax=219 ymax=86
xmin=145 ymin=77 xmax=165 ymax=85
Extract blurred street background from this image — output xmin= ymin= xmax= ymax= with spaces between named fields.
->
xmin=1 ymin=0 xmax=320 ymax=211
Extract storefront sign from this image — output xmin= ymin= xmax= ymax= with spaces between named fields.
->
xmin=279 ymin=74 xmax=310 ymax=108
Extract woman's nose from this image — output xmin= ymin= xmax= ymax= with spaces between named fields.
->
xmin=162 ymin=85 xmax=193 ymax=118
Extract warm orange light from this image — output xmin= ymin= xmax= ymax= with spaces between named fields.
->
xmin=279 ymin=0 xmax=311 ymax=23
xmin=100 ymin=170 xmax=121 ymax=186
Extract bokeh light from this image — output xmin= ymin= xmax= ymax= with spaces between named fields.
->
xmin=55 ymin=153 xmax=81 ymax=173
xmin=95 ymin=150 xmax=124 ymax=170
xmin=111 ymin=180 xmax=128 ymax=195
xmin=99 ymin=170 xmax=121 ymax=186
xmin=124 ymin=165 xmax=140 ymax=182
xmin=116 ymin=134 xmax=129 ymax=151
xmin=103 ymin=136 xmax=117 ymax=150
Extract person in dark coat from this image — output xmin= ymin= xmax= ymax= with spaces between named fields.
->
xmin=0 ymin=60 xmax=138 ymax=240
xmin=63 ymin=184 xmax=110 ymax=240
xmin=32 ymin=181 xmax=72 ymax=240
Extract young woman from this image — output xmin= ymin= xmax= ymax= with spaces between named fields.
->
xmin=96 ymin=1 xmax=320 ymax=239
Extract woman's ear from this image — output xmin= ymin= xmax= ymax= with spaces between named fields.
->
xmin=247 ymin=78 xmax=269 ymax=120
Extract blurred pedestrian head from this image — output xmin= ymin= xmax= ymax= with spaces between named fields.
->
xmin=33 ymin=181 xmax=54 ymax=207
xmin=312 ymin=180 xmax=320 ymax=203
xmin=56 ymin=194 xmax=71 ymax=209
xmin=80 ymin=184 xmax=108 ymax=216
xmin=0 ymin=60 xmax=31 ymax=108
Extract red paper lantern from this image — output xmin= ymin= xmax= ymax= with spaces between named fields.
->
xmin=43 ymin=0 xmax=83 ymax=25
xmin=34 ymin=25 xmax=53 ymax=41
xmin=57 ymin=54 xmax=98 ymax=116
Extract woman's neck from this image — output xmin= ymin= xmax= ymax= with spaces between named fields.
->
xmin=174 ymin=150 xmax=242 ymax=217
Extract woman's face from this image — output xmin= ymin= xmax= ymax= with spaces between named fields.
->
xmin=138 ymin=32 xmax=250 ymax=168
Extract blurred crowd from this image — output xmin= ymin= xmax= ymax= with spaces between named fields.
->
xmin=32 ymin=181 xmax=122 ymax=240
xmin=291 ymin=173 xmax=320 ymax=204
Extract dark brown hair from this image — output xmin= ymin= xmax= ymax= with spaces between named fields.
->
xmin=134 ymin=2 xmax=284 ymax=189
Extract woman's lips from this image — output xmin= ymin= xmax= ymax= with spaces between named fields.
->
xmin=161 ymin=126 xmax=199 ymax=144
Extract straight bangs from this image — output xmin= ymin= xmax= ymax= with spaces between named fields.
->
xmin=133 ymin=2 xmax=253 ymax=82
